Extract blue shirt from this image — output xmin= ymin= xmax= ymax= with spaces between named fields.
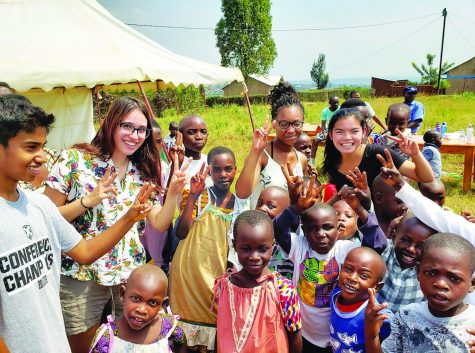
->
xmin=330 ymin=288 xmax=392 ymax=353
xmin=405 ymin=100 xmax=424 ymax=133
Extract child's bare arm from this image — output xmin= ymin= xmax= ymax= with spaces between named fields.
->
xmin=372 ymin=115 xmax=387 ymax=131
xmin=287 ymin=331 xmax=302 ymax=353
xmin=175 ymin=163 xmax=209 ymax=240
xmin=235 ymin=117 xmax=272 ymax=199
xmin=66 ymin=184 xmax=154 ymax=265
xmin=364 ymin=288 xmax=388 ymax=353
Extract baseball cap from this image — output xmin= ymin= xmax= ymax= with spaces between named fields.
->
xmin=404 ymin=86 xmax=418 ymax=94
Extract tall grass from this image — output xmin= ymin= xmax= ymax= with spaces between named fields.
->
xmin=156 ymin=94 xmax=475 ymax=213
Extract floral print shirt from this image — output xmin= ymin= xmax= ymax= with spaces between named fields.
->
xmin=47 ymin=149 xmax=157 ymax=285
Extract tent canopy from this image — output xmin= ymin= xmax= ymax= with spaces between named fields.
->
xmin=0 ymin=0 xmax=243 ymax=92
xmin=0 ymin=0 xmax=243 ymax=149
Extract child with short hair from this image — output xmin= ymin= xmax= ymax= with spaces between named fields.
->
xmin=89 ymin=264 xmax=186 ymax=352
xmin=256 ymin=186 xmax=293 ymax=279
xmin=365 ymin=232 xmax=475 ymax=352
xmin=418 ymin=179 xmax=447 ymax=209
xmin=294 ymin=133 xmax=318 ymax=176
xmin=421 ymin=129 xmax=442 ymax=178
xmin=334 ymin=199 xmax=360 ymax=242
xmin=164 ymin=121 xmax=179 ymax=150
xmin=376 ymin=103 xmax=411 ymax=159
xmin=310 ymin=96 xmax=339 ymax=164
xmin=345 ymin=164 xmax=436 ymax=312
xmin=213 ymin=210 xmax=302 ymax=353
xmin=372 ymin=175 xmax=408 ymax=237
xmin=330 ymin=247 xmax=392 ymax=353
xmin=273 ymin=166 xmax=385 ymax=352
xmin=170 ymin=146 xmax=238 ymax=351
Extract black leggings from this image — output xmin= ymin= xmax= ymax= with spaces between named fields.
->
xmin=302 ymin=337 xmax=333 ymax=353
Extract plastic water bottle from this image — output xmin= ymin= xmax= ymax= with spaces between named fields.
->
xmin=467 ymin=124 xmax=474 ymax=144
xmin=435 ymin=122 xmax=441 ymax=133
xmin=441 ymin=122 xmax=447 ymax=137
xmin=460 ymin=129 xmax=466 ymax=142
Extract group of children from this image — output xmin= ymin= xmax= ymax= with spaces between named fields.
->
xmin=1 ymin=83 xmax=475 ymax=353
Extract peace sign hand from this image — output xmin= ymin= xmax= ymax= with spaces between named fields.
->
xmin=169 ymin=131 xmax=185 ymax=166
xmin=252 ymin=115 xmax=273 ymax=152
xmin=345 ymin=167 xmax=372 ymax=210
xmin=387 ymin=128 xmax=420 ymax=157
xmin=364 ymin=288 xmax=389 ymax=340
xmin=82 ymin=166 xmax=118 ymax=208
xmin=168 ymin=154 xmax=191 ymax=196
xmin=189 ymin=162 xmax=209 ymax=198
xmin=295 ymin=175 xmax=326 ymax=213
xmin=376 ymin=149 xmax=404 ymax=189
xmin=124 ymin=182 xmax=155 ymax=222
xmin=281 ymin=161 xmax=303 ymax=205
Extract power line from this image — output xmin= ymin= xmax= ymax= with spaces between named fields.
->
xmin=328 ymin=16 xmax=440 ymax=74
xmin=126 ymin=12 xmax=440 ymax=32
xmin=450 ymin=12 xmax=475 ymax=26
xmin=448 ymin=18 xmax=475 ymax=50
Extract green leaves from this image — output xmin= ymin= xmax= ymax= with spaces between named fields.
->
xmin=215 ymin=0 xmax=277 ymax=77
xmin=310 ymin=53 xmax=329 ymax=89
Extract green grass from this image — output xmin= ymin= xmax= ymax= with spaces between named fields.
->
xmin=156 ymin=93 xmax=475 ymax=213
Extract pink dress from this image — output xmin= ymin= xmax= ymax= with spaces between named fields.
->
xmin=213 ymin=272 xmax=301 ymax=353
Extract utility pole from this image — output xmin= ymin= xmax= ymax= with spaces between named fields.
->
xmin=436 ymin=8 xmax=447 ymax=95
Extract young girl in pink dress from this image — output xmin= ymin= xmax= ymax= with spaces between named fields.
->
xmin=213 ymin=210 xmax=302 ymax=353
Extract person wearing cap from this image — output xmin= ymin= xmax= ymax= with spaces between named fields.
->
xmin=403 ymin=86 xmax=424 ymax=134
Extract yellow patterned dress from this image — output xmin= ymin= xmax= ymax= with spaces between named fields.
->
xmin=169 ymin=187 xmax=234 ymax=350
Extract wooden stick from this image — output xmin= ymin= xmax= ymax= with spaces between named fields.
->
xmin=242 ymin=82 xmax=255 ymax=132
xmin=136 ymin=80 xmax=171 ymax=162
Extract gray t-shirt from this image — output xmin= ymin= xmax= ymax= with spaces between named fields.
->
xmin=0 ymin=189 xmax=81 ymax=353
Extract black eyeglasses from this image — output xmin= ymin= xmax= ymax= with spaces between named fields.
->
xmin=275 ymin=120 xmax=304 ymax=130
xmin=119 ymin=122 xmax=151 ymax=138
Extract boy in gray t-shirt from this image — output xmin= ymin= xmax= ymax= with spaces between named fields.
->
xmin=0 ymin=95 xmax=153 ymax=352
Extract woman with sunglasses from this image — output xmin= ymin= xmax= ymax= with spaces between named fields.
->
xmin=236 ymin=81 xmax=308 ymax=209
xmin=44 ymin=96 xmax=188 ymax=353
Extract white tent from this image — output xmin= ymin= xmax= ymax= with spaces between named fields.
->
xmin=0 ymin=0 xmax=243 ymax=149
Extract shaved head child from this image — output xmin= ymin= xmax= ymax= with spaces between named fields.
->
xmin=90 ymin=264 xmax=186 ymax=352
xmin=330 ymin=247 xmax=391 ymax=353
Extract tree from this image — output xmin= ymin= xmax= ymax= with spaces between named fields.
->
xmin=310 ymin=54 xmax=329 ymax=89
xmin=411 ymin=53 xmax=454 ymax=85
xmin=215 ymin=0 xmax=277 ymax=78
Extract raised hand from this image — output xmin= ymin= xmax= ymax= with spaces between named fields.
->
xmin=296 ymin=175 xmax=326 ymax=212
xmin=339 ymin=185 xmax=361 ymax=211
xmin=189 ymin=162 xmax=209 ymax=197
xmin=281 ymin=161 xmax=303 ymax=205
xmin=168 ymin=154 xmax=191 ymax=195
xmin=169 ymin=131 xmax=185 ymax=166
xmin=387 ymin=128 xmax=420 ymax=156
xmin=251 ymin=115 xmax=273 ymax=152
xmin=82 ymin=166 xmax=118 ymax=208
xmin=345 ymin=167 xmax=372 ymax=210
xmin=364 ymin=288 xmax=390 ymax=340
xmin=124 ymin=182 xmax=155 ymax=222
xmin=376 ymin=149 xmax=404 ymax=189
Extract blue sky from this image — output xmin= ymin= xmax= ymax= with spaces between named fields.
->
xmin=98 ymin=0 xmax=475 ymax=81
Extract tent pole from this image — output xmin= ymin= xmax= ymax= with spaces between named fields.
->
xmin=242 ymin=82 xmax=255 ymax=132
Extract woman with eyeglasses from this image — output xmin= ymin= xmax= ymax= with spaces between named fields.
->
xmin=236 ymin=81 xmax=308 ymax=209
xmin=43 ymin=96 xmax=188 ymax=353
